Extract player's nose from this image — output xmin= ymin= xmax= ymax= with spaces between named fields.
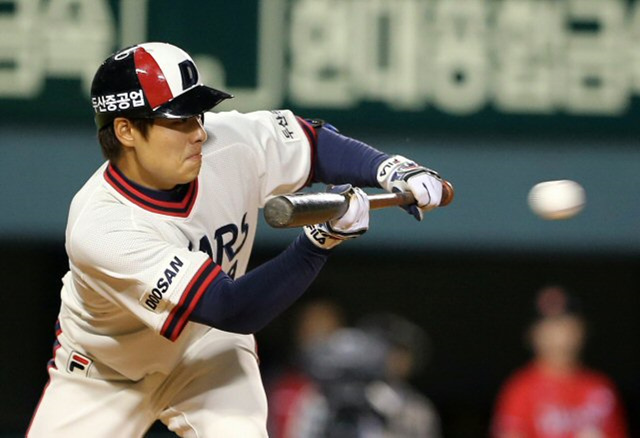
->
xmin=191 ymin=116 xmax=207 ymax=143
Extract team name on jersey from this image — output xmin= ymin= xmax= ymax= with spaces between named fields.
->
xmin=271 ymin=110 xmax=299 ymax=143
xmin=141 ymin=255 xmax=190 ymax=313
xmin=189 ymin=213 xmax=250 ymax=280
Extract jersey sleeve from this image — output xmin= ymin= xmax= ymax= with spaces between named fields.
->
xmin=491 ymin=372 xmax=531 ymax=437
xmin=597 ymin=375 xmax=630 ymax=437
xmin=203 ymin=110 xmax=314 ymax=205
xmin=68 ymin=212 xmax=220 ymax=341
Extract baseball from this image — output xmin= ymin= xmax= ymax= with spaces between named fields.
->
xmin=527 ymin=180 xmax=586 ymax=220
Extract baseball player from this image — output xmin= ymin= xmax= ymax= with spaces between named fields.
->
xmin=27 ymin=42 xmax=444 ymax=437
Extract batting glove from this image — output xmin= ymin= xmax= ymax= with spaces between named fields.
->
xmin=377 ymin=155 xmax=442 ymax=221
xmin=304 ymin=184 xmax=369 ymax=250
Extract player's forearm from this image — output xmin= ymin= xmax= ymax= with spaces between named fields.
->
xmin=189 ymin=234 xmax=330 ymax=334
xmin=313 ymin=126 xmax=388 ymax=187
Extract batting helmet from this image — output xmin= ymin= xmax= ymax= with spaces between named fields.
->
xmin=90 ymin=42 xmax=232 ymax=130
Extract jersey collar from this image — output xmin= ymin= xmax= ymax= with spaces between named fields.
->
xmin=104 ymin=164 xmax=198 ymax=217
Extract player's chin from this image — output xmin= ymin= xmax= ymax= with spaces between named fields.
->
xmin=180 ymin=160 xmax=202 ymax=182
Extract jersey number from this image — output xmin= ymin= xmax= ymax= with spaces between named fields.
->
xmin=189 ymin=213 xmax=249 ymax=279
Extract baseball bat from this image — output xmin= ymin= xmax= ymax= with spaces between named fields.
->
xmin=264 ymin=180 xmax=454 ymax=228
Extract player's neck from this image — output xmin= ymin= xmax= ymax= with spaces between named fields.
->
xmin=535 ymin=358 xmax=581 ymax=377
xmin=114 ymin=157 xmax=177 ymax=191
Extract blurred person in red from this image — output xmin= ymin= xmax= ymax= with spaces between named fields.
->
xmin=267 ymin=299 xmax=345 ymax=438
xmin=492 ymin=286 xmax=628 ymax=438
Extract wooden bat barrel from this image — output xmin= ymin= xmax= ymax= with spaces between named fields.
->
xmin=263 ymin=192 xmax=348 ymax=228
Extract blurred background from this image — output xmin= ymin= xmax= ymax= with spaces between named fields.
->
xmin=1 ymin=0 xmax=638 ymax=436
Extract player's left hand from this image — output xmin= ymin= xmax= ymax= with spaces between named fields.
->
xmin=377 ymin=155 xmax=443 ymax=221
xmin=304 ymin=184 xmax=369 ymax=249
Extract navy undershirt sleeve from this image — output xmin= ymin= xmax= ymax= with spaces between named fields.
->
xmin=313 ymin=126 xmax=388 ymax=187
xmin=190 ymin=234 xmax=330 ymax=334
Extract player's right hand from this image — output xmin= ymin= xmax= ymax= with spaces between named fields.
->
xmin=304 ymin=184 xmax=369 ymax=250
xmin=377 ymin=155 xmax=443 ymax=221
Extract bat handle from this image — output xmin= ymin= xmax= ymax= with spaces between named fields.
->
xmin=369 ymin=180 xmax=454 ymax=209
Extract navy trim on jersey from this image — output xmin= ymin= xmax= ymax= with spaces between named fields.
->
xmin=50 ymin=340 xmax=60 ymax=370
xmin=296 ymin=117 xmax=318 ymax=187
xmin=104 ymin=164 xmax=198 ymax=218
xmin=161 ymin=258 xmax=222 ymax=341
xmin=47 ymin=320 xmax=62 ymax=371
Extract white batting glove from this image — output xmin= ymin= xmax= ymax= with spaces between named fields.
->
xmin=377 ymin=155 xmax=443 ymax=221
xmin=304 ymin=184 xmax=370 ymax=249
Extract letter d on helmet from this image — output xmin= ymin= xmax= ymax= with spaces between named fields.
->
xmin=90 ymin=42 xmax=232 ymax=130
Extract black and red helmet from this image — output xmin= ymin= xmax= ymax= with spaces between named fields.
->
xmin=90 ymin=42 xmax=232 ymax=129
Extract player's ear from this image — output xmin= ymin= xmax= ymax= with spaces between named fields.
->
xmin=113 ymin=117 xmax=136 ymax=148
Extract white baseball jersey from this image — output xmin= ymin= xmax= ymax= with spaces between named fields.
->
xmin=57 ymin=109 xmax=313 ymax=381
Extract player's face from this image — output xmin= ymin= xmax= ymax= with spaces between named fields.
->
xmin=531 ymin=315 xmax=585 ymax=370
xmin=128 ymin=116 xmax=207 ymax=190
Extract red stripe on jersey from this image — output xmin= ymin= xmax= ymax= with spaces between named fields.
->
xmin=107 ymin=164 xmax=195 ymax=209
xmin=161 ymin=259 xmax=221 ymax=340
xmin=52 ymin=321 xmax=62 ymax=365
xmin=169 ymin=265 xmax=222 ymax=341
xmin=72 ymin=354 xmax=89 ymax=365
xmin=134 ymin=47 xmax=173 ymax=109
xmin=296 ymin=117 xmax=318 ymax=143
xmin=296 ymin=117 xmax=317 ymax=187
xmin=104 ymin=165 xmax=198 ymax=218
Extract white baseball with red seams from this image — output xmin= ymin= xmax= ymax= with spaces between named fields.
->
xmin=528 ymin=180 xmax=586 ymax=220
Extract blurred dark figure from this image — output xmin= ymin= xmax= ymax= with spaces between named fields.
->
xmin=267 ymin=300 xmax=346 ymax=438
xmin=301 ymin=327 xmax=390 ymax=437
xmin=292 ymin=314 xmax=441 ymax=438
xmin=492 ymin=286 xmax=628 ymax=438
xmin=357 ymin=313 xmax=442 ymax=438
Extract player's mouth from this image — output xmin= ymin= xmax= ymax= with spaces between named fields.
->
xmin=185 ymin=150 xmax=202 ymax=162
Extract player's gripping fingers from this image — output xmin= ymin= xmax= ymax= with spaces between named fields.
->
xmin=407 ymin=170 xmax=443 ymax=218
xmin=392 ymin=188 xmax=422 ymax=221
xmin=377 ymin=155 xmax=442 ymax=221
xmin=304 ymin=185 xmax=369 ymax=249
xmin=327 ymin=184 xmax=369 ymax=237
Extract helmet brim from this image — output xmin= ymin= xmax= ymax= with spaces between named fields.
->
xmin=154 ymin=85 xmax=233 ymax=119
xmin=95 ymin=85 xmax=233 ymax=130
